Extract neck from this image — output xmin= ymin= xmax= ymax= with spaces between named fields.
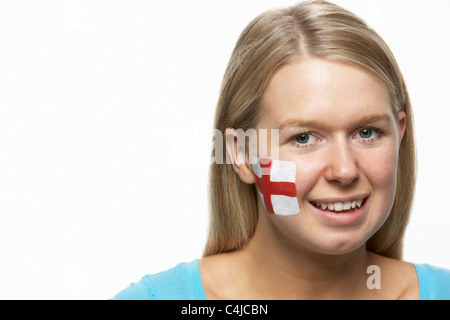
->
xmin=234 ymin=211 xmax=374 ymax=299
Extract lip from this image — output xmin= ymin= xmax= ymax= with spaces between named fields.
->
xmin=310 ymin=193 xmax=369 ymax=204
xmin=309 ymin=194 xmax=370 ymax=226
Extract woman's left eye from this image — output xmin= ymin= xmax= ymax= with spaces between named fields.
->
xmin=355 ymin=127 xmax=382 ymax=141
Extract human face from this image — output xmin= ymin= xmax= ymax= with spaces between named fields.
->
xmin=255 ymin=58 xmax=406 ymax=255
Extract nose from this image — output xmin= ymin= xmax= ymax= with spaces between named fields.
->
xmin=324 ymin=138 xmax=359 ymax=185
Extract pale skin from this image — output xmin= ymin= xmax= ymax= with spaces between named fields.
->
xmin=199 ymin=57 xmax=419 ymax=299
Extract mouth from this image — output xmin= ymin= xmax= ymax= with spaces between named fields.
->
xmin=308 ymin=195 xmax=370 ymax=226
xmin=310 ymin=198 xmax=367 ymax=213
xmin=309 ymin=193 xmax=370 ymax=213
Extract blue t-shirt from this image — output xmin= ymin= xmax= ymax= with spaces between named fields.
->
xmin=111 ymin=260 xmax=450 ymax=300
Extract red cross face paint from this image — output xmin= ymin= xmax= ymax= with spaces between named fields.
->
xmin=251 ymin=157 xmax=300 ymax=215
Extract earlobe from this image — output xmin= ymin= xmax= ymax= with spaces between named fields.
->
xmin=224 ymin=127 xmax=256 ymax=184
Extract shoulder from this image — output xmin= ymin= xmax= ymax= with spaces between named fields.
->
xmin=375 ymin=253 xmax=450 ymax=300
xmin=367 ymin=253 xmax=420 ymax=299
xmin=413 ymin=263 xmax=450 ymax=300
xmin=111 ymin=260 xmax=206 ymax=300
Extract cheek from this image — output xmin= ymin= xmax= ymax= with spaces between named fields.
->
xmin=294 ymin=160 xmax=324 ymax=197
xmin=358 ymin=147 xmax=398 ymax=192
xmin=292 ymin=146 xmax=399 ymax=199
xmin=252 ymin=158 xmax=300 ymax=216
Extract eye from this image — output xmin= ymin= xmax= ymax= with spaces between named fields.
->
xmin=359 ymin=128 xmax=374 ymax=139
xmin=295 ymin=133 xmax=311 ymax=144
xmin=291 ymin=132 xmax=318 ymax=148
xmin=355 ymin=127 xmax=382 ymax=142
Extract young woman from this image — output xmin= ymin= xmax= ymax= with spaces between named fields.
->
xmin=113 ymin=0 xmax=450 ymax=300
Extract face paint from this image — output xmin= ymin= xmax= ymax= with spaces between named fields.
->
xmin=251 ymin=157 xmax=300 ymax=215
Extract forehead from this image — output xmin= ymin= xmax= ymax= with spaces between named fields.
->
xmin=259 ymin=58 xmax=392 ymax=128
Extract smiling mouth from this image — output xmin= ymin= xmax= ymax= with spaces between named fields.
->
xmin=310 ymin=198 xmax=367 ymax=213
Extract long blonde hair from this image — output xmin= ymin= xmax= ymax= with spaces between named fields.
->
xmin=204 ymin=0 xmax=416 ymax=260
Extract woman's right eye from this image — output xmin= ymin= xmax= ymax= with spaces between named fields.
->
xmin=292 ymin=132 xmax=318 ymax=149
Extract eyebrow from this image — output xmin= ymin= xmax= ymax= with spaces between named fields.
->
xmin=277 ymin=113 xmax=393 ymax=130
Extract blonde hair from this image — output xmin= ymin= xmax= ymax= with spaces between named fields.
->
xmin=204 ymin=0 xmax=416 ymax=260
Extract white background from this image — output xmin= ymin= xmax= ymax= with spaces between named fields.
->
xmin=0 ymin=0 xmax=449 ymax=299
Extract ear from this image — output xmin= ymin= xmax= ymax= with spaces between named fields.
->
xmin=397 ymin=111 xmax=407 ymax=143
xmin=225 ymin=127 xmax=256 ymax=184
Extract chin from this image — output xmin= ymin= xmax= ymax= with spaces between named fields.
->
xmin=310 ymin=237 xmax=366 ymax=256
xmin=304 ymin=223 xmax=383 ymax=256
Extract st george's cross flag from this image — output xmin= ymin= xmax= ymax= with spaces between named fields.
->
xmin=251 ymin=157 xmax=300 ymax=215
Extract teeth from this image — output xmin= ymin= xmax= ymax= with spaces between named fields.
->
xmin=343 ymin=201 xmax=351 ymax=210
xmin=333 ymin=202 xmax=342 ymax=212
xmin=314 ymin=199 xmax=364 ymax=212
